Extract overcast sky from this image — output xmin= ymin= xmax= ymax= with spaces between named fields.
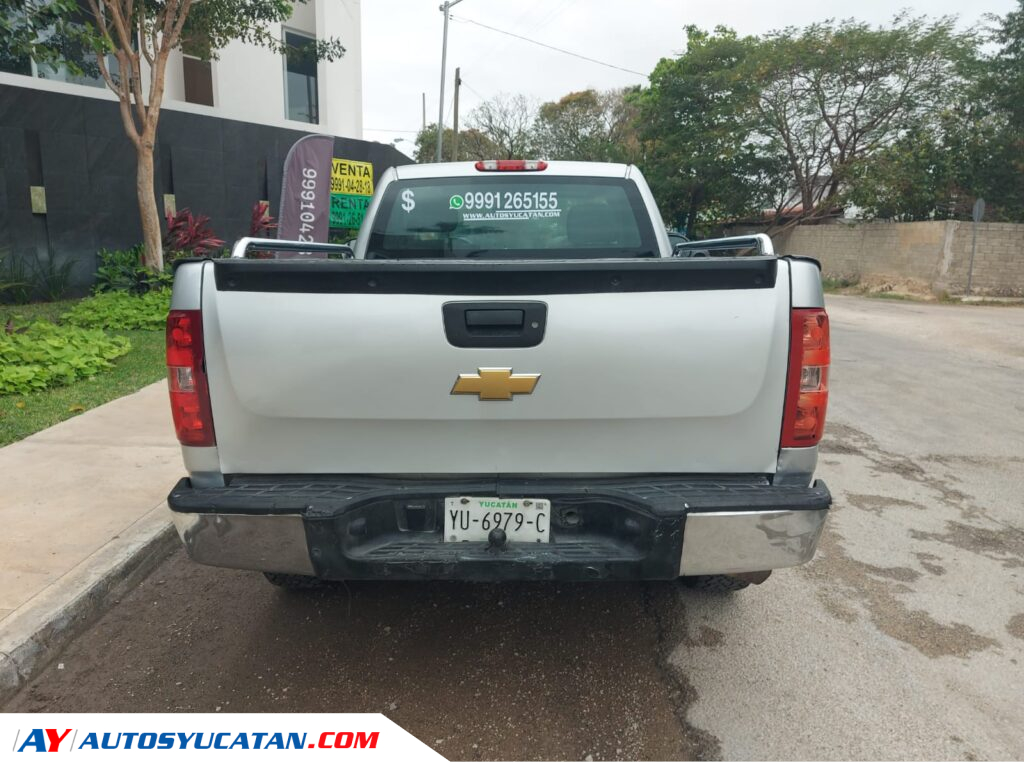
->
xmin=360 ymin=0 xmax=1017 ymax=154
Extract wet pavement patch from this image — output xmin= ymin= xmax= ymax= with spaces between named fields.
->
xmin=845 ymin=493 xmax=926 ymax=517
xmin=640 ymin=584 xmax=723 ymax=760
xmin=1007 ymin=614 xmax=1024 ymax=641
xmin=808 ymin=533 xmax=998 ymax=659
xmin=822 ymin=423 xmax=974 ymax=511
xmin=914 ymin=552 xmax=946 ymax=576
xmin=911 ymin=522 xmax=1024 ymax=570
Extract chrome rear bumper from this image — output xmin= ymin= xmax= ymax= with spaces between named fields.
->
xmin=171 ymin=511 xmax=315 ymax=575
xmin=168 ymin=474 xmax=830 ymax=580
xmin=679 ymin=508 xmax=828 ymax=575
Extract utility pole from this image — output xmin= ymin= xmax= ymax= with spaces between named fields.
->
xmin=452 ymin=67 xmax=461 ymax=162
xmin=422 ymin=92 xmax=426 ymax=133
xmin=435 ymin=0 xmax=466 ymax=162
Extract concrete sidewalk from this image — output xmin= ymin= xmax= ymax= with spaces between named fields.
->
xmin=0 ymin=381 xmax=183 ymax=700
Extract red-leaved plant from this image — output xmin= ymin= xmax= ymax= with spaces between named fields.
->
xmin=163 ymin=208 xmax=225 ymax=258
xmin=249 ymin=201 xmax=278 ymax=237
xmin=248 ymin=201 xmax=278 ymax=259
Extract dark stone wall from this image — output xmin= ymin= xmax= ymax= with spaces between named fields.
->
xmin=0 ymin=82 xmax=411 ymax=290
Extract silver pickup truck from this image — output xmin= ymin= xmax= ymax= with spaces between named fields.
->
xmin=165 ymin=160 xmax=831 ymax=591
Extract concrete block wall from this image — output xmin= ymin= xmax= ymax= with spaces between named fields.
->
xmin=946 ymin=222 xmax=1024 ymax=296
xmin=730 ymin=220 xmax=1024 ymax=297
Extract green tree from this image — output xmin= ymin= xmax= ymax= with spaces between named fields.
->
xmin=635 ymin=26 xmax=781 ymax=236
xmin=0 ymin=1 xmax=99 ymax=76
xmin=748 ymin=14 xmax=977 ymax=226
xmin=979 ymin=0 xmax=1024 ymax=219
xmin=534 ymin=90 xmax=606 ymax=160
xmin=467 ymin=93 xmax=537 ymax=160
xmin=846 ymin=6 xmax=1022 ymax=222
xmin=991 ymin=0 xmax=1024 ymax=130
xmin=533 ymin=88 xmax=641 ymax=162
xmin=413 ymin=124 xmax=499 ymax=163
xmin=845 ymin=125 xmax=965 ymax=220
xmin=3 ymin=1 xmax=345 ymax=270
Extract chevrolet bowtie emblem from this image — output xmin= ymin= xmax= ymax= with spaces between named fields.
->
xmin=451 ymin=368 xmax=540 ymax=401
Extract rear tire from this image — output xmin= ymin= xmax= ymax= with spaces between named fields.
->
xmin=680 ymin=573 xmax=763 ymax=592
xmin=263 ymin=572 xmax=328 ymax=590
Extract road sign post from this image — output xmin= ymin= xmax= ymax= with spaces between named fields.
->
xmin=967 ymin=198 xmax=985 ymax=296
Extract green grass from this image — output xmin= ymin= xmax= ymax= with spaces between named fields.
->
xmin=1 ymin=298 xmax=80 ymax=325
xmin=822 ymin=276 xmax=859 ymax=293
xmin=865 ymin=291 xmax=919 ymax=301
xmin=821 ymin=278 xmax=957 ymax=303
xmin=862 ymin=290 xmax=961 ymax=303
xmin=0 ymin=301 xmax=165 ymax=447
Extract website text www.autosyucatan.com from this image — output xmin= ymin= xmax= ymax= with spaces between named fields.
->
xmin=4 ymin=713 xmax=445 ymax=765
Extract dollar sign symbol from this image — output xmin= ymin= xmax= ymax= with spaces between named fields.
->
xmin=401 ymin=189 xmax=416 ymax=212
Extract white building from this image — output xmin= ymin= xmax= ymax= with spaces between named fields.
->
xmin=0 ymin=0 xmax=363 ymax=139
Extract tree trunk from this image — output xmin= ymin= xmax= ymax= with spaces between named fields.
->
xmin=136 ymin=145 xmax=163 ymax=271
xmin=685 ymin=183 xmax=705 ymax=238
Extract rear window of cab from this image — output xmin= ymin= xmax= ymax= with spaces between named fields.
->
xmin=365 ymin=176 xmax=659 ymax=259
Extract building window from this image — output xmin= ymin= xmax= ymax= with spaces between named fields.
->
xmin=183 ymin=56 xmax=214 ymax=106
xmin=283 ymin=30 xmax=319 ymax=124
xmin=22 ymin=1 xmax=108 ymax=87
xmin=0 ymin=11 xmax=32 ymax=76
xmin=0 ymin=50 xmax=32 ymax=77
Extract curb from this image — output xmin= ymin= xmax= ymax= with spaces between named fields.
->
xmin=0 ymin=504 xmax=178 ymax=706
xmin=958 ymin=296 xmax=1024 ymax=305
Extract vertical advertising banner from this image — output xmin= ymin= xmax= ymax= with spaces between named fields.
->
xmin=277 ymin=134 xmax=335 ymax=258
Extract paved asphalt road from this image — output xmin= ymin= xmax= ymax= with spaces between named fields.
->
xmin=6 ymin=296 xmax=1024 ymax=760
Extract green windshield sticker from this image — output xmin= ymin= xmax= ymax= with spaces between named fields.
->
xmin=448 ymin=194 xmax=464 ymax=210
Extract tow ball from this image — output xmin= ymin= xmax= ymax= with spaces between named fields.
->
xmin=487 ymin=527 xmax=508 ymax=551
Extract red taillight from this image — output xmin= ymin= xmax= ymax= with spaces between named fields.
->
xmin=781 ymin=308 xmax=830 ymax=447
xmin=166 ymin=309 xmax=216 ymax=447
xmin=474 ymin=159 xmax=548 ymax=172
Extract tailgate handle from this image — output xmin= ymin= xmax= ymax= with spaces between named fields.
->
xmin=443 ymin=301 xmax=547 ymax=348
xmin=465 ymin=309 xmax=524 ymax=329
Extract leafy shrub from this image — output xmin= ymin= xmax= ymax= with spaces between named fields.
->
xmin=164 ymin=208 xmax=225 ymax=258
xmin=62 ymin=289 xmax=171 ymax=331
xmin=330 ymin=229 xmax=359 ymax=244
xmin=248 ymin=201 xmax=278 ymax=259
xmin=250 ymin=201 xmax=277 ymax=237
xmin=0 ymin=250 xmax=32 ymax=304
xmin=32 ymin=252 xmax=76 ymax=301
xmin=822 ymin=275 xmax=860 ymax=292
xmin=0 ymin=250 xmax=75 ymax=303
xmin=0 ymin=321 xmax=130 ymax=395
xmin=94 ymin=246 xmax=173 ymax=294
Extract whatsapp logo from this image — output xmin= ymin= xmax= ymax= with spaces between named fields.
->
xmin=449 ymin=194 xmax=465 ymax=210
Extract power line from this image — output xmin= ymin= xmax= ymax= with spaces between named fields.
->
xmin=461 ymin=80 xmax=486 ymax=102
xmin=449 ymin=14 xmax=648 ymax=79
xmin=445 ymin=91 xmax=456 ymax=124
xmin=365 ymin=128 xmax=421 ymax=134
xmin=527 ymin=0 xmax=579 ymax=36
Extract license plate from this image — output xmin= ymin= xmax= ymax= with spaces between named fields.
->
xmin=444 ymin=497 xmax=551 ymax=543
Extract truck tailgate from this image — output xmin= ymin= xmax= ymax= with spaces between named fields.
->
xmin=198 ymin=258 xmax=791 ymax=475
